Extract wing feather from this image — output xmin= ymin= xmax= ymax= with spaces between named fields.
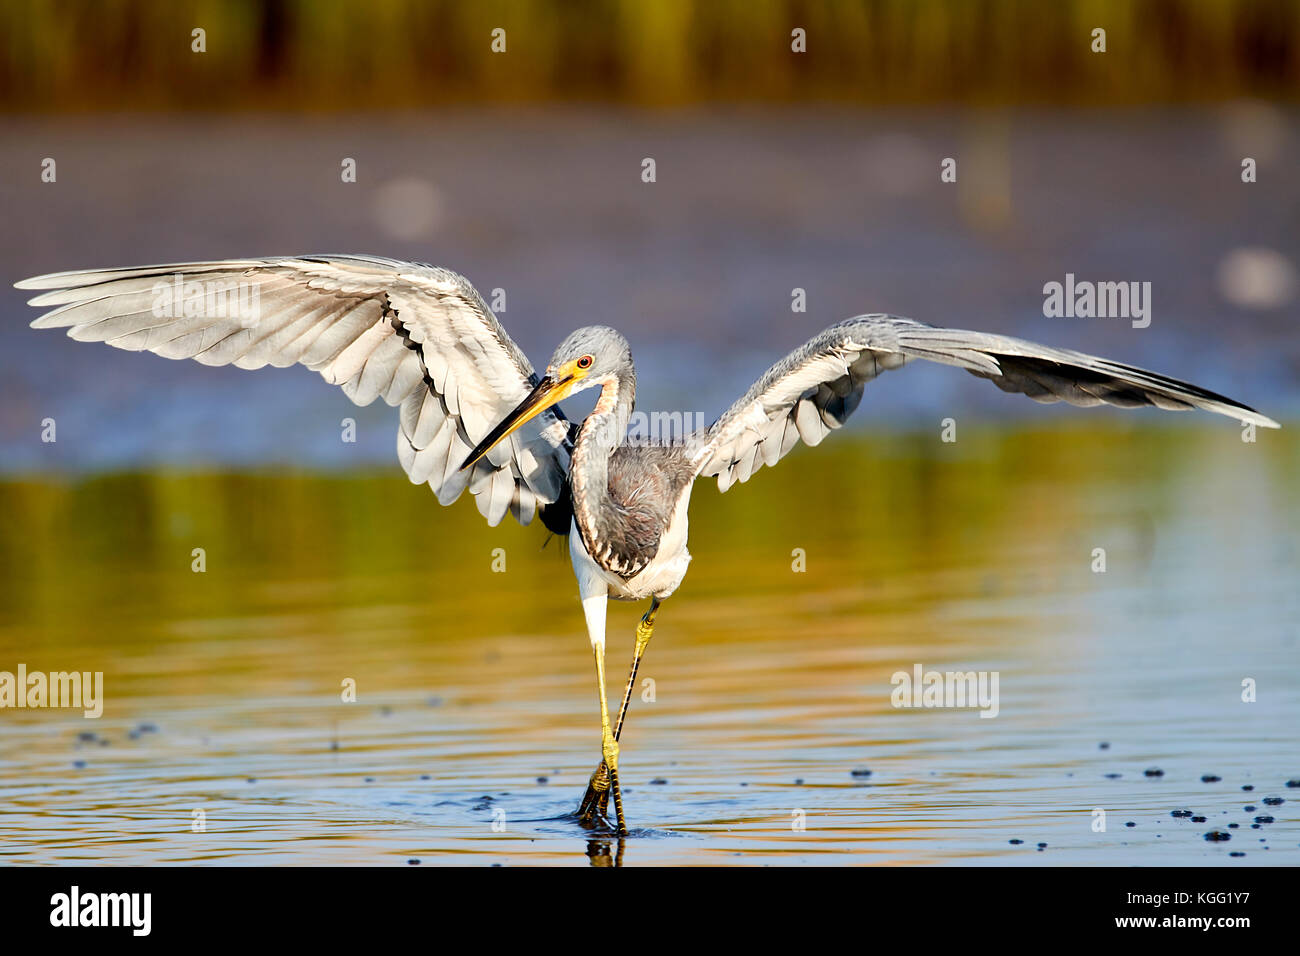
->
xmin=17 ymin=255 xmax=572 ymax=528
xmin=693 ymin=313 xmax=1278 ymax=492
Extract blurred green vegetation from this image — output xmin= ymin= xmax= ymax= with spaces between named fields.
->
xmin=2 ymin=0 xmax=1297 ymax=111
xmin=1 ymin=424 xmax=1291 ymax=641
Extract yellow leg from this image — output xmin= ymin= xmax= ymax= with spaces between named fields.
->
xmin=593 ymin=638 xmax=627 ymax=834
xmin=616 ymin=597 xmax=659 ymax=739
xmin=578 ymin=598 xmax=659 ymax=828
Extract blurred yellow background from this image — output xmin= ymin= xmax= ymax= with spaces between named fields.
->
xmin=4 ymin=0 xmax=1299 ymax=111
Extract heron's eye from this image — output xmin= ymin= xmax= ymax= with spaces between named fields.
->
xmin=576 ymin=355 xmax=594 ymax=370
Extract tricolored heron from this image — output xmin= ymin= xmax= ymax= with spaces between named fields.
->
xmin=17 ymin=255 xmax=1279 ymax=834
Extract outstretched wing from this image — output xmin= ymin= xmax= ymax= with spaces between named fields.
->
xmin=692 ymin=314 xmax=1279 ymax=492
xmin=16 ymin=255 xmax=571 ymax=528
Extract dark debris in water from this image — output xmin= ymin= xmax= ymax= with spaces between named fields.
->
xmin=1009 ymin=839 xmax=1023 ymax=845
xmin=1089 ymin=765 xmax=1297 ymax=852
xmin=1230 ymin=851 xmax=1245 ymax=857
xmin=850 ymin=768 xmax=872 ymax=778
xmin=649 ymin=778 xmax=668 ymax=785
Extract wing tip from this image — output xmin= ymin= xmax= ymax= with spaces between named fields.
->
xmin=1221 ymin=401 xmax=1280 ymax=430
xmin=15 ymin=270 xmax=102 ymax=291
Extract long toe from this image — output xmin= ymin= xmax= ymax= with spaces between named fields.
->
xmin=576 ymin=762 xmax=611 ymax=823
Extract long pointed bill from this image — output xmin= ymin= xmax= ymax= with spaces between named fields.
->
xmin=458 ymin=374 xmax=572 ymax=472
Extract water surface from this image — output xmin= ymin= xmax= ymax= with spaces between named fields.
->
xmin=1 ymin=426 xmax=1295 ymax=865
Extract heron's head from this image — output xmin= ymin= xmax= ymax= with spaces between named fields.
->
xmin=460 ymin=326 xmax=634 ymax=471
xmin=545 ymin=326 xmax=634 ymax=392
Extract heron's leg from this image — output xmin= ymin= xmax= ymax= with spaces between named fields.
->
xmin=578 ymin=597 xmax=660 ymax=824
xmin=589 ymin=638 xmax=627 ymax=835
xmin=616 ymin=597 xmax=660 ymax=740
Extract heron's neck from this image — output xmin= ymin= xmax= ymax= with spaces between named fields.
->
xmin=571 ymin=373 xmax=634 ymax=523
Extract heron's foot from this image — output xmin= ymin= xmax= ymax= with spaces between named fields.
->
xmin=577 ymin=732 xmax=625 ymax=833
xmin=600 ymin=731 xmax=627 ymax=835
xmin=576 ymin=760 xmax=611 ymax=827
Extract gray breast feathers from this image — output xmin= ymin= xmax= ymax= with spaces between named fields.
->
xmin=579 ymin=444 xmax=695 ymax=579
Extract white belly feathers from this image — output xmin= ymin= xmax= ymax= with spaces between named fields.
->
xmin=569 ymin=483 xmax=693 ymax=603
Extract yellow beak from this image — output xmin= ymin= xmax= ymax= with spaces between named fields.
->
xmin=459 ymin=361 xmax=583 ymax=471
